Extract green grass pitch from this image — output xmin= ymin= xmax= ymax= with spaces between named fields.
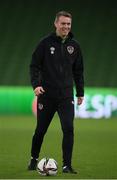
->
xmin=0 ymin=114 xmax=117 ymax=179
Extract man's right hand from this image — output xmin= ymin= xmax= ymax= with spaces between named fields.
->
xmin=34 ymin=86 xmax=45 ymax=96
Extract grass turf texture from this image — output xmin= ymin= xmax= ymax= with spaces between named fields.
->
xmin=0 ymin=115 xmax=117 ymax=179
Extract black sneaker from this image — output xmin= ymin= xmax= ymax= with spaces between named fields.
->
xmin=62 ymin=166 xmax=77 ymax=174
xmin=28 ymin=158 xmax=38 ymax=170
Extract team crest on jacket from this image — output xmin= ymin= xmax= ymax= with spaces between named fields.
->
xmin=50 ymin=47 xmax=55 ymax=54
xmin=67 ymin=46 xmax=74 ymax=54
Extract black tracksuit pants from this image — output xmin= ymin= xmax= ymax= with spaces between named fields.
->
xmin=31 ymin=95 xmax=74 ymax=167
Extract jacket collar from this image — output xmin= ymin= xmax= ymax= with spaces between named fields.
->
xmin=51 ymin=32 xmax=74 ymax=42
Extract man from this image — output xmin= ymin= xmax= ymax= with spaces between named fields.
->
xmin=28 ymin=11 xmax=84 ymax=174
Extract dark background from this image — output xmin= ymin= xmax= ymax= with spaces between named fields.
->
xmin=0 ymin=0 xmax=117 ymax=87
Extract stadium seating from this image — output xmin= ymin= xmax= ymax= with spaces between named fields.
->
xmin=0 ymin=0 xmax=116 ymax=87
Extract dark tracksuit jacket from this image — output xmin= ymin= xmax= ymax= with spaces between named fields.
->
xmin=30 ymin=32 xmax=84 ymax=98
xmin=29 ymin=32 xmax=84 ymax=166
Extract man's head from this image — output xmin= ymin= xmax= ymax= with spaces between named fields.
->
xmin=54 ymin=11 xmax=72 ymax=39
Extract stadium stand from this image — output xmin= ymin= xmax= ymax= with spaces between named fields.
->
xmin=0 ymin=0 xmax=117 ymax=87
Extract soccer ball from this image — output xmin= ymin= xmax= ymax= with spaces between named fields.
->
xmin=37 ymin=157 xmax=58 ymax=176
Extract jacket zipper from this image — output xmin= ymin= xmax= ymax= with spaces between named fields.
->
xmin=60 ymin=42 xmax=64 ymax=73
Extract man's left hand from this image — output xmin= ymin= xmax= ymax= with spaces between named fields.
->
xmin=77 ymin=97 xmax=84 ymax=105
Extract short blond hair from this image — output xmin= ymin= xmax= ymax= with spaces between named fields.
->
xmin=55 ymin=11 xmax=72 ymax=22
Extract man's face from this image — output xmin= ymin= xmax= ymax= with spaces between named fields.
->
xmin=54 ymin=16 xmax=72 ymax=38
